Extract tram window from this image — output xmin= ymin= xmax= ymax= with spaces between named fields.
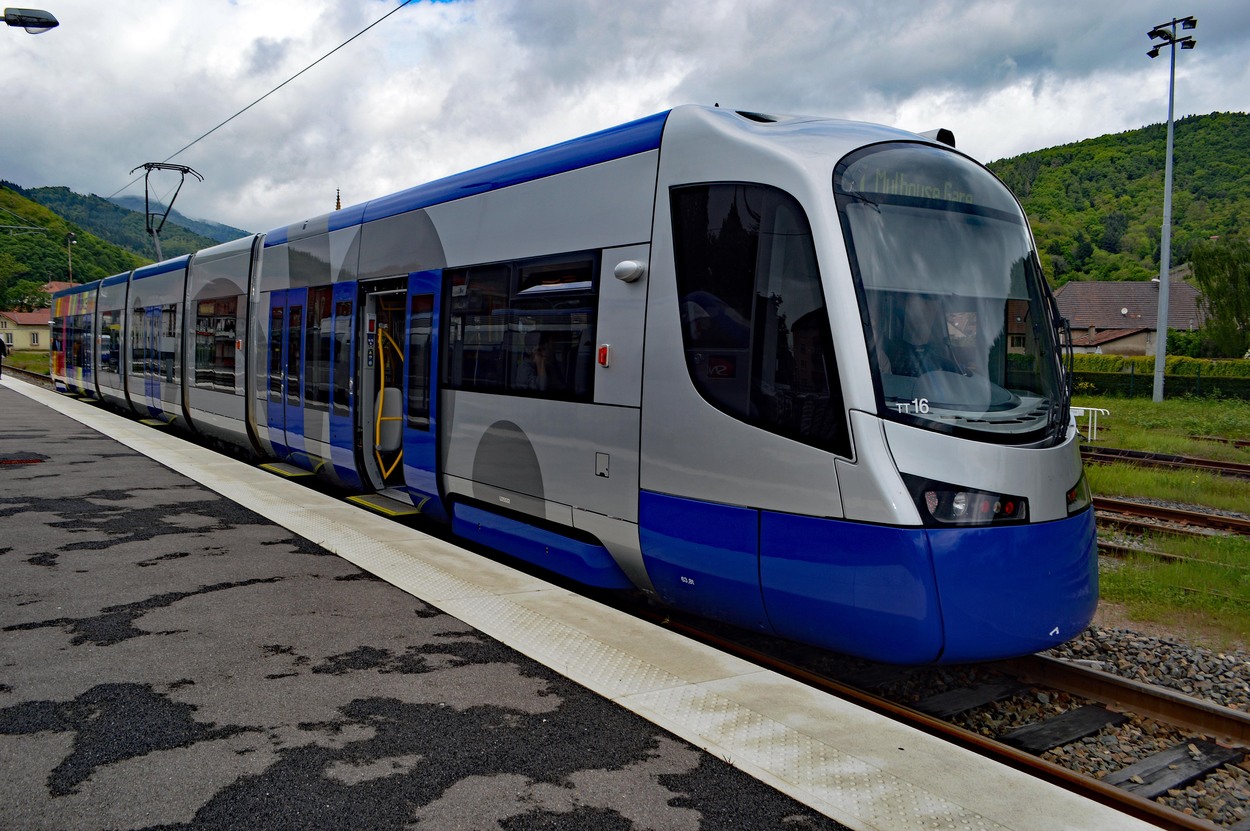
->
xmin=193 ymin=295 xmax=239 ymax=391
xmin=131 ymin=308 xmax=145 ymax=374
xmin=331 ymin=299 xmax=352 ymax=415
xmin=160 ymin=303 xmax=179 ymax=383
xmin=100 ymin=309 xmax=122 ymax=375
xmin=304 ymin=287 xmax=333 ymax=410
xmin=286 ymin=304 xmax=303 ymax=405
xmin=407 ymin=294 xmax=433 ymax=429
xmin=445 ymin=264 xmax=510 ymax=392
xmin=268 ymin=306 xmax=284 ymax=401
xmin=444 ymin=255 xmax=597 ymax=401
xmin=671 ymin=183 xmax=850 ymax=456
xmin=68 ymin=315 xmax=86 ymax=366
xmin=332 ymin=298 xmax=352 ymax=414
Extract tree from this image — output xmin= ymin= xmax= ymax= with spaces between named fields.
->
xmin=3 ymin=279 xmax=50 ymax=311
xmin=1190 ymin=238 xmax=1250 ymax=357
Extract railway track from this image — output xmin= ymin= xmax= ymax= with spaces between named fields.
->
xmin=1095 ymin=496 xmax=1250 ymax=537
xmin=2 ymin=366 xmax=53 ymax=387
xmin=1083 ymin=445 xmax=1250 ymax=480
xmin=1191 ymin=436 xmax=1250 ymax=450
xmin=647 ymin=611 xmax=1250 ymax=831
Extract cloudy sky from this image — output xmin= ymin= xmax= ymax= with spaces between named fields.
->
xmin=3 ymin=0 xmax=1248 ymax=235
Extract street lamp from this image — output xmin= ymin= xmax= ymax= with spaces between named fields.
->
xmin=1147 ymin=15 xmax=1196 ymax=403
xmin=3 ymin=8 xmax=58 ymax=33
xmin=66 ymin=232 xmax=76 ymax=281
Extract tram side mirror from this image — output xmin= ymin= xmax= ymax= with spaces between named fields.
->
xmin=613 ymin=260 xmax=646 ymax=283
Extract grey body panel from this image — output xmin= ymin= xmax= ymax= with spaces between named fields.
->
xmin=95 ymin=277 xmax=129 ymax=408
xmin=441 ymin=391 xmax=641 ymax=524
xmin=425 ymin=152 xmax=658 ymax=266
xmin=127 ymin=264 xmax=188 ymax=423
xmin=836 ymin=409 xmax=921 ymax=525
xmin=427 ymin=148 xmax=659 ymax=589
xmin=639 ymin=107 xmax=911 ymax=517
xmin=594 ymin=244 xmax=649 ymax=408
xmin=358 ymin=209 xmax=447 ymax=279
xmin=184 ymin=234 xmax=258 ymax=451
xmin=883 ymin=417 xmax=1083 ymax=522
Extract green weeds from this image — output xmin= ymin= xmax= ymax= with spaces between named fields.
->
xmin=1078 ymin=396 xmax=1250 ymax=647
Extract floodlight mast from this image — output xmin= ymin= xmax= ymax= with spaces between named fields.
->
xmin=1146 ymin=15 xmax=1196 ymax=403
xmin=129 ymin=162 xmax=203 ymax=261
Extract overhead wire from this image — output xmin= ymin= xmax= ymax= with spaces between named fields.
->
xmin=107 ymin=0 xmax=416 ymax=200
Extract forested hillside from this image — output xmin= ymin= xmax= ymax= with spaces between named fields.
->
xmin=108 ymin=194 xmax=250 ymax=244
xmin=5 ymin=182 xmax=224 ymax=261
xmin=0 ymin=187 xmax=146 ymax=309
xmin=987 ymin=111 xmax=1250 ymax=286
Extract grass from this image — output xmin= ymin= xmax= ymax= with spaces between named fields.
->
xmin=6 ymin=350 xmax=50 ymax=375
xmin=1074 ymin=395 xmax=1250 ymax=463
xmin=1086 ymin=464 xmax=1250 ymax=516
xmin=1100 ymin=533 xmax=1250 ymax=648
xmin=1077 ymin=395 xmax=1250 ymax=648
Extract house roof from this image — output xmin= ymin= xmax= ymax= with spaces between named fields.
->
xmin=0 ymin=309 xmax=51 ymax=326
xmin=1067 ymin=327 xmax=1147 ymax=347
xmin=42 ymin=281 xmax=75 ymax=295
xmin=1053 ymin=277 xmax=1208 ymax=331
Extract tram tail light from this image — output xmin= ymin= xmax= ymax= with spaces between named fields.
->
xmin=1065 ymin=470 xmax=1092 ymax=515
xmin=903 ymin=475 xmax=1028 ymax=528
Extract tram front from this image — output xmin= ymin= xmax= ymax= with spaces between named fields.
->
xmin=835 ymin=141 xmax=1097 ymax=662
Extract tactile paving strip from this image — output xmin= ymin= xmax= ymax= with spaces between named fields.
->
xmin=627 ymin=683 xmax=1007 ymax=831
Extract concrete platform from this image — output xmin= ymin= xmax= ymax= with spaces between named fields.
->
xmin=1 ymin=377 xmax=1154 ymax=831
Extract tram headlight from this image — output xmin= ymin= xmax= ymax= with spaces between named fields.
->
xmin=903 ymin=475 xmax=1028 ymax=528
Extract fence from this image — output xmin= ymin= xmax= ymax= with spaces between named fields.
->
xmin=1071 ymin=365 xmax=1250 ymax=400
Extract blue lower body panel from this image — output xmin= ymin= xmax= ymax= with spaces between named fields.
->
xmin=760 ymin=512 xmax=943 ymax=664
xmin=929 ymin=508 xmax=1098 ymax=663
xmin=453 ymin=503 xmax=633 ymax=590
xmin=640 ymin=490 xmax=1098 ymax=665
xmin=639 ymin=491 xmax=772 ymax=634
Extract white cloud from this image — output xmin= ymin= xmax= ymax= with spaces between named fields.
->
xmin=2 ymin=0 xmax=1247 ymax=233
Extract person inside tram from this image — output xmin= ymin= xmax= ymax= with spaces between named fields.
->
xmin=515 ymin=331 xmax=557 ymax=391
xmin=885 ymin=293 xmax=963 ymax=377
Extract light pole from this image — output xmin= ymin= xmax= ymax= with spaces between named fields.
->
xmin=1147 ymin=15 xmax=1196 ymax=403
xmin=3 ymin=8 xmax=58 ymax=33
xmin=66 ymin=232 xmax=76 ymax=281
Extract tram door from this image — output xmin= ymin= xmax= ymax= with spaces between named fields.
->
xmin=266 ymin=288 xmax=307 ymax=461
xmin=359 ymin=281 xmax=408 ymax=491
xmin=141 ymin=306 xmax=162 ymax=413
xmin=358 ymin=272 xmax=444 ymax=518
xmin=134 ymin=305 xmax=167 ymax=418
xmin=402 ymin=270 xmax=444 ymax=518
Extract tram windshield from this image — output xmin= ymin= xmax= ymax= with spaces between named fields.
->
xmin=835 ymin=142 xmax=1065 ymax=443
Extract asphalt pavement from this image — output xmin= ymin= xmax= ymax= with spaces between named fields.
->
xmin=0 ymin=383 xmax=846 ymax=831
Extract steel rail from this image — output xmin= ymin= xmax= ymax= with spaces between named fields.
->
xmin=1083 ymin=445 xmax=1250 ymax=480
xmin=1097 ymin=513 xmax=1215 ymax=540
xmin=644 ymin=611 xmax=1218 ymax=831
xmin=1002 ymin=654 xmax=1250 ymax=747
xmin=1094 ymin=496 xmax=1250 ymax=536
xmin=2 ymin=365 xmax=53 ymax=387
xmin=1189 ymin=435 xmax=1250 ymax=450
